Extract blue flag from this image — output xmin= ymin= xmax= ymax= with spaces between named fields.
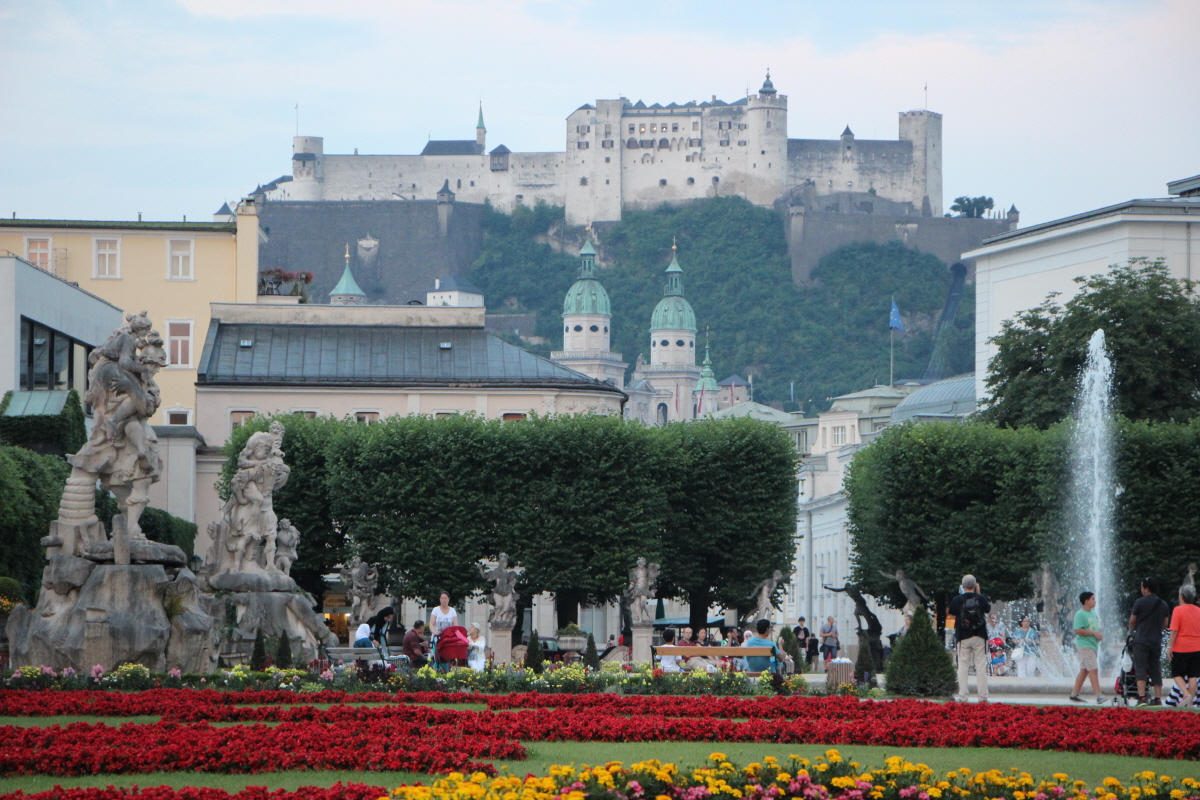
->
xmin=889 ymin=301 xmax=904 ymax=331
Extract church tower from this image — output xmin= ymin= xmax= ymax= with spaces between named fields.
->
xmin=631 ymin=242 xmax=702 ymax=424
xmin=551 ymin=237 xmax=627 ymax=386
xmin=330 ymin=244 xmax=366 ymax=306
xmin=694 ymin=343 xmax=719 ymax=416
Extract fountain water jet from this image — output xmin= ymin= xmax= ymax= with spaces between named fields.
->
xmin=1066 ymin=329 xmax=1118 ymax=664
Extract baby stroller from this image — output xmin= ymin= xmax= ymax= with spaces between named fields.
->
xmin=1114 ymin=637 xmax=1138 ymax=706
xmin=434 ymin=625 xmax=470 ymax=669
xmin=987 ymin=637 xmax=1010 ymax=676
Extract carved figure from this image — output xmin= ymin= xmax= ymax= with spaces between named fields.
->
xmin=624 ymin=557 xmax=660 ymax=625
xmin=206 ymin=421 xmax=291 ymax=576
xmin=826 ymin=582 xmax=884 ymax=671
xmin=57 ymin=312 xmax=166 ymax=543
xmin=274 ymin=519 xmax=300 ymax=576
xmin=479 ymin=553 xmax=522 ymax=626
xmin=1185 ymin=563 xmax=1197 ymax=588
xmin=743 ymin=568 xmax=789 ymax=624
xmin=879 ymin=568 xmax=928 ymax=612
xmin=1031 ymin=561 xmax=1064 ymax=627
xmin=340 ymin=556 xmax=378 ymax=623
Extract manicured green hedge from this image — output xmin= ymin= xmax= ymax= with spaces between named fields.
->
xmin=0 ymin=389 xmax=87 ymax=456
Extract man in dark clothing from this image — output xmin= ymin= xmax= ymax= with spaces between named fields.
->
xmin=948 ymin=574 xmax=991 ymax=702
xmin=1129 ymin=577 xmax=1170 ymax=705
xmin=402 ymin=619 xmax=429 ymax=668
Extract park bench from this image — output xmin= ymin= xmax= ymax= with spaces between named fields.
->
xmin=325 ymin=646 xmax=411 ymax=671
xmin=654 ymin=645 xmax=779 ymax=676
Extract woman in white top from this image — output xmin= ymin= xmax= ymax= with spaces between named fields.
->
xmin=466 ymin=623 xmax=487 ymax=670
xmin=353 ymin=618 xmax=373 ymax=648
xmin=429 ymin=591 xmax=458 ymax=636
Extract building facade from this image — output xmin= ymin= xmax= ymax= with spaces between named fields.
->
xmin=258 ymin=76 xmax=942 ymax=227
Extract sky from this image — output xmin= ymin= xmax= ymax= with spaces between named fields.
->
xmin=1 ymin=0 xmax=1197 ymax=226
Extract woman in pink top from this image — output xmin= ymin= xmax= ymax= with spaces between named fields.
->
xmin=1165 ymin=584 xmax=1200 ymax=708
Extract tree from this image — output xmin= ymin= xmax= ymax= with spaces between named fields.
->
xmin=524 ymin=630 xmax=544 ymax=674
xmin=657 ymin=417 xmax=798 ymax=629
xmin=950 ymin=196 xmax=994 ymax=218
xmin=583 ymin=632 xmax=600 ymax=672
xmin=881 ymin=611 xmax=956 ymax=696
xmin=275 ymin=632 xmax=294 ymax=670
xmin=983 ymin=260 xmax=1200 ymax=429
xmin=0 ymin=446 xmax=68 ymax=601
xmin=250 ymin=629 xmax=268 ymax=670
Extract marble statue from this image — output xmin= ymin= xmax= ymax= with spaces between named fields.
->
xmin=274 ymin=519 xmax=300 ymax=576
xmin=625 ymin=557 xmax=660 ymax=625
xmin=743 ymin=569 xmax=788 ymax=624
xmin=340 ymin=556 xmax=378 ymax=623
xmin=1185 ymin=563 xmax=1196 ymax=588
xmin=479 ymin=553 xmax=522 ymax=626
xmin=879 ymin=568 xmax=928 ymax=613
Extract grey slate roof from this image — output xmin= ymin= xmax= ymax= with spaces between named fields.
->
xmin=198 ymin=322 xmax=624 ymax=393
xmin=420 ymin=140 xmax=484 ymax=156
xmin=427 ymin=275 xmax=483 ymax=294
xmin=717 ymin=374 xmax=749 ymax=387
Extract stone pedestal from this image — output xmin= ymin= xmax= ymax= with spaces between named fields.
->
xmin=489 ymin=621 xmax=514 ymax=665
xmin=631 ymin=623 xmax=653 ymax=664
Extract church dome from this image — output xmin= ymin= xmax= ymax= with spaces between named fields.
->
xmin=564 ymin=278 xmax=611 ymax=316
xmin=651 ymin=295 xmax=696 ymax=331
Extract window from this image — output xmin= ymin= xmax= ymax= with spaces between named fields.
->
xmin=689 ymin=138 xmax=701 ymax=146
xmin=628 ymin=124 xmax=635 ymax=134
xmin=626 ymin=138 xmax=639 ymax=149
xmin=659 ymin=179 xmax=667 ymax=186
xmin=164 ymin=405 xmax=192 ymax=425
xmin=589 ymin=324 xmax=599 ymax=332
xmin=230 ymin=411 xmax=256 ymax=429
xmin=687 ymin=177 xmax=695 ymax=185
xmin=602 ymin=139 xmax=614 ymax=149
xmin=19 ymin=317 xmax=90 ymax=393
xmin=26 ymin=238 xmax=50 ymax=270
xmin=167 ymin=239 xmax=193 ymax=280
xmin=738 ymin=123 xmax=747 ymax=130
xmin=639 ymin=124 xmax=646 ymax=133
xmin=719 ymin=139 xmax=730 ymax=147
xmin=718 ymin=121 xmax=732 ymax=130
xmin=604 ymin=124 xmax=611 ymax=135
xmin=355 ymin=412 xmax=380 ymax=424
xmin=166 ymin=320 xmax=193 ymax=367
xmin=577 ymin=141 xmax=589 ymax=149
xmin=291 ymin=410 xmax=318 ymax=419
xmin=672 ymin=123 xmax=679 ymax=132
xmin=579 ymin=177 xmax=588 ymax=185
xmin=94 ymin=238 xmax=119 ymax=278
xmin=832 ymin=426 xmax=847 ymax=446
xmin=435 ymin=412 xmax=457 ymax=419
xmin=692 ymin=121 xmax=699 ymax=131
xmin=712 ymin=176 xmax=720 ymax=184
xmin=604 ymin=156 xmax=610 ymax=163
xmin=737 ymin=140 xmax=747 ymax=146
xmin=501 ymin=413 xmax=527 ymax=422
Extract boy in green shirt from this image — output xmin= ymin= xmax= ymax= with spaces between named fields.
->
xmin=1070 ymin=591 xmax=1104 ymax=704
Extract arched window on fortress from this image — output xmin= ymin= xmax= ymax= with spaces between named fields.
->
xmin=641 ymin=153 xmax=653 ymax=164
xmin=658 ymin=138 xmax=670 ymax=149
xmin=627 ymin=138 xmax=639 ymax=149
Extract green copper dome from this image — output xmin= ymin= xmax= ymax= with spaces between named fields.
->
xmin=563 ymin=236 xmax=610 ymax=316
xmin=650 ymin=247 xmax=696 ymax=331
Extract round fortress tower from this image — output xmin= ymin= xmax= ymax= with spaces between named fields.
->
xmin=291 ymin=136 xmax=324 ymax=201
xmin=744 ymin=72 xmax=788 ymax=207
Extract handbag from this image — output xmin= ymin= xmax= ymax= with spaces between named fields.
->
xmin=1011 ymin=646 xmax=1024 ymax=661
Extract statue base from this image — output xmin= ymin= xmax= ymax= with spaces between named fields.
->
xmin=489 ymin=620 xmax=515 ymax=665
xmin=631 ymin=623 xmax=654 ymax=664
xmin=208 ymin=571 xmax=299 ymax=593
xmin=203 ymin=590 xmax=336 ymax=666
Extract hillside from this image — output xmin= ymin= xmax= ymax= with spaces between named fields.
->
xmin=469 ymin=197 xmax=973 ymax=412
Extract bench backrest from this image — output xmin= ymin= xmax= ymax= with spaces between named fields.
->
xmin=656 ymin=646 xmax=774 ymax=657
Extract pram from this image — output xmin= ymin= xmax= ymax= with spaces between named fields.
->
xmin=1114 ymin=636 xmax=1138 ymax=706
xmin=433 ymin=625 xmax=470 ymax=669
xmin=987 ymin=637 xmax=1010 ymax=677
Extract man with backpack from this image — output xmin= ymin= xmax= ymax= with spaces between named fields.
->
xmin=948 ymin=574 xmax=991 ymax=702
xmin=1128 ymin=578 xmax=1170 ymax=706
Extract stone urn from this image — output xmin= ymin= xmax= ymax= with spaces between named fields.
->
xmin=556 ymin=634 xmax=588 ymax=653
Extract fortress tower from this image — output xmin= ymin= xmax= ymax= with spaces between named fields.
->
xmin=743 ymin=73 xmax=788 ymax=207
xmin=631 ymin=243 xmax=702 ymax=424
xmin=551 ymin=237 xmax=627 ymax=387
xmin=898 ymin=110 xmax=943 ymax=216
xmin=290 ymin=136 xmax=324 ymax=201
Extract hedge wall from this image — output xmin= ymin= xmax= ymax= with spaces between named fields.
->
xmin=0 ymin=389 xmax=87 ymax=456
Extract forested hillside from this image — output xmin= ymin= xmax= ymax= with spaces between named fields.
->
xmin=469 ymin=197 xmax=973 ymax=411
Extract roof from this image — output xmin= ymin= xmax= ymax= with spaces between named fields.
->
xmin=651 ymin=295 xmax=696 ymax=331
xmin=476 ymin=106 xmax=486 ymax=130
xmin=842 ymin=125 xmax=854 ymax=137
xmin=489 ymin=144 xmax=511 ymax=155
xmin=889 ymin=374 xmax=977 ymax=423
xmin=564 ymin=278 xmax=611 ymax=316
xmin=973 ymin=197 xmax=1200 ymax=250
xmin=759 ymin=73 xmax=777 ymax=95
xmin=2 ymin=390 xmax=69 ymax=417
xmin=420 ymin=140 xmax=483 ymax=156
xmin=707 ymin=401 xmax=793 ymax=422
xmin=0 ymin=219 xmax=235 ymax=233
xmin=330 ymin=264 xmax=365 ymax=297
xmin=718 ymin=374 xmax=749 ymax=386
xmin=215 ymin=202 xmax=233 ymax=215
xmin=198 ymin=322 xmax=624 ymax=394
xmin=428 ymin=275 xmax=483 ymax=294
xmin=1168 ymin=174 xmax=1200 ymax=197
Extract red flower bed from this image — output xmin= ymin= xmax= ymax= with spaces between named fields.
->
xmin=0 ymin=783 xmax=385 ymax=800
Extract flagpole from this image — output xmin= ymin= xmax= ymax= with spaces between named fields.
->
xmin=889 ymin=295 xmax=895 ymax=387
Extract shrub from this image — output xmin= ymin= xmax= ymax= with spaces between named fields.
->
xmin=853 ymin=632 xmax=877 ymax=687
xmin=0 ymin=576 xmax=24 ymax=603
xmin=275 ymin=633 xmax=294 ymax=670
xmin=883 ymin=610 xmax=956 ymax=697
xmin=779 ymin=626 xmax=805 ymax=673
xmin=583 ymin=632 xmax=600 ymax=671
xmin=524 ymin=629 xmax=544 ymax=675
xmin=0 ymin=389 xmax=86 ymax=456
xmin=250 ymin=629 xmax=268 ymax=671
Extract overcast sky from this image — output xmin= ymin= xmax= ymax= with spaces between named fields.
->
xmin=1 ymin=0 xmax=1196 ymax=226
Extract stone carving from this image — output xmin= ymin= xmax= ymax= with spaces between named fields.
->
xmin=339 ymin=556 xmax=379 ymax=623
xmin=1185 ymin=563 xmax=1197 ymax=588
xmin=274 ymin=519 xmax=300 ymax=576
xmin=743 ymin=569 xmax=788 ymax=624
xmin=826 ymin=582 xmax=884 ymax=670
xmin=1031 ymin=561 xmax=1064 ymax=628
xmin=624 ymin=557 xmax=660 ymax=626
xmin=479 ymin=553 xmax=522 ymax=627
xmin=879 ymin=568 xmax=928 ymax=613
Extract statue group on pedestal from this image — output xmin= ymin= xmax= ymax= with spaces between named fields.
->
xmin=479 ymin=553 xmax=521 ymax=627
xmin=624 ymin=557 xmax=661 ymax=626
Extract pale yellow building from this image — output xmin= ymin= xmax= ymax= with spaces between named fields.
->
xmin=0 ymin=201 xmax=262 ymax=427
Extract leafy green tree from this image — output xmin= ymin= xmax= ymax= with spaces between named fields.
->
xmin=983 ymin=260 xmax=1200 ymax=428
xmin=0 ymin=446 xmax=68 ymax=601
xmin=882 ymin=611 xmax=956 ymax=696
xmin=950 ymin=196 xmax=995 ymax=218
xmin=658 ymin=417 xmax=798 ymax=629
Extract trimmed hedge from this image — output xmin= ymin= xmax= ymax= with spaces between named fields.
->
xmin=0 ymin=389 xmax=86 ymax=456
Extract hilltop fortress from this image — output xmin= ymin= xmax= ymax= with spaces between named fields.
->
xmin=263 ymin=75 xmax=943 ymax=226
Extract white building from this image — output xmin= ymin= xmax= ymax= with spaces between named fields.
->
xmin=965 ymin=174 xmax=1200 ymax=401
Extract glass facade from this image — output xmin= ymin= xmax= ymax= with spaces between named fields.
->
xmin=18 ymin=317 xmax=91 ymax=394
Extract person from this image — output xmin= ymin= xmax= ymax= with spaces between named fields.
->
xmin=948 ymin=574 xmax=990 ymax=702
xmin=429 ymin=591 xmax=458 ymax=637
xmin=793 ymin=616 xmax=811 ymax=641
xmin=1010 ymin=616 xmax=1040 ymax=677
xmin=1165 ymin=584 xmax=1200 ymax=708
xmin=1128 ymin=577 xmax=1170 ymax=705
xmin=607 ymin=634 xmax=616 ymax=647
xmin=680 ymin=626 xmax=695 ymax=644
xmin=695 ymin=627 xmax=710 ymax=646
xmin=659 ymin=628 xmax=684 ymax=672
xmin=354 ymin=616 xmax=375 ymax=648
xmin=402 ymin=619 xmax=430 ymax=668
xmin=371 ymin=607 xmax=395 ymax=650
xmin=744 ymin=619 xmax=778 ymax=673
xmin=1069 ymin=591 xmax=1104 ymax=704
xmin=819 ymin=616 xmax=840 ymax=662
xmin=466 ymin=623 xmax=487 ymax=671
xmin=989 ymin=613 xmax=1010 ymax=645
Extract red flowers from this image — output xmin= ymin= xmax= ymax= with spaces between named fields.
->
xmin=0 ymin=783 xmax=385 ymax=800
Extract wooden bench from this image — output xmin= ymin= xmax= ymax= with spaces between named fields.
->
xmin=655 ymin=645 xmax=779 ymax=675
xmin=326 ymin=647 xmax=411 ymax=669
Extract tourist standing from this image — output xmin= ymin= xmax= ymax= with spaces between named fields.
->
xmin=948 ymin=574 xmax=990 ymax=702
xmin=1010 ymin=616 xmax=1040 ymax=677
xmin=1128 ymin=578 xmax=1170 ymax=705
xmin=819 ymin=616 xmax=840 ymax=662
xmin=430 ymin=591 xmax=458 ymax=636
xmin=466 ymin=623 xmax=487 ymax=671
xmin=1165 ymin=584 xmax=1200 ymax=708
xmin=1069 ymin=591 xmax=1104 ymax=704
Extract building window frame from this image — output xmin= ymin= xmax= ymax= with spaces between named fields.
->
xmin=230 ymin=410 xmax=258 ymax=432
xmin=832 ymin=425 xmax=847 ymax=446
xmin=164 ymin=319 xmax=194 ymax=369
xmin=164 ymin=405 xmax=193 ymax=425
xmin=25 ymin=236 xmax=51 ymax=271
xmin=93 ymin=237 xmax=121 ymax=279
xmin=166 ymin=238 xmax=195 ymax=281
xmin=354 ymin=411 xmax=381 ymax=424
